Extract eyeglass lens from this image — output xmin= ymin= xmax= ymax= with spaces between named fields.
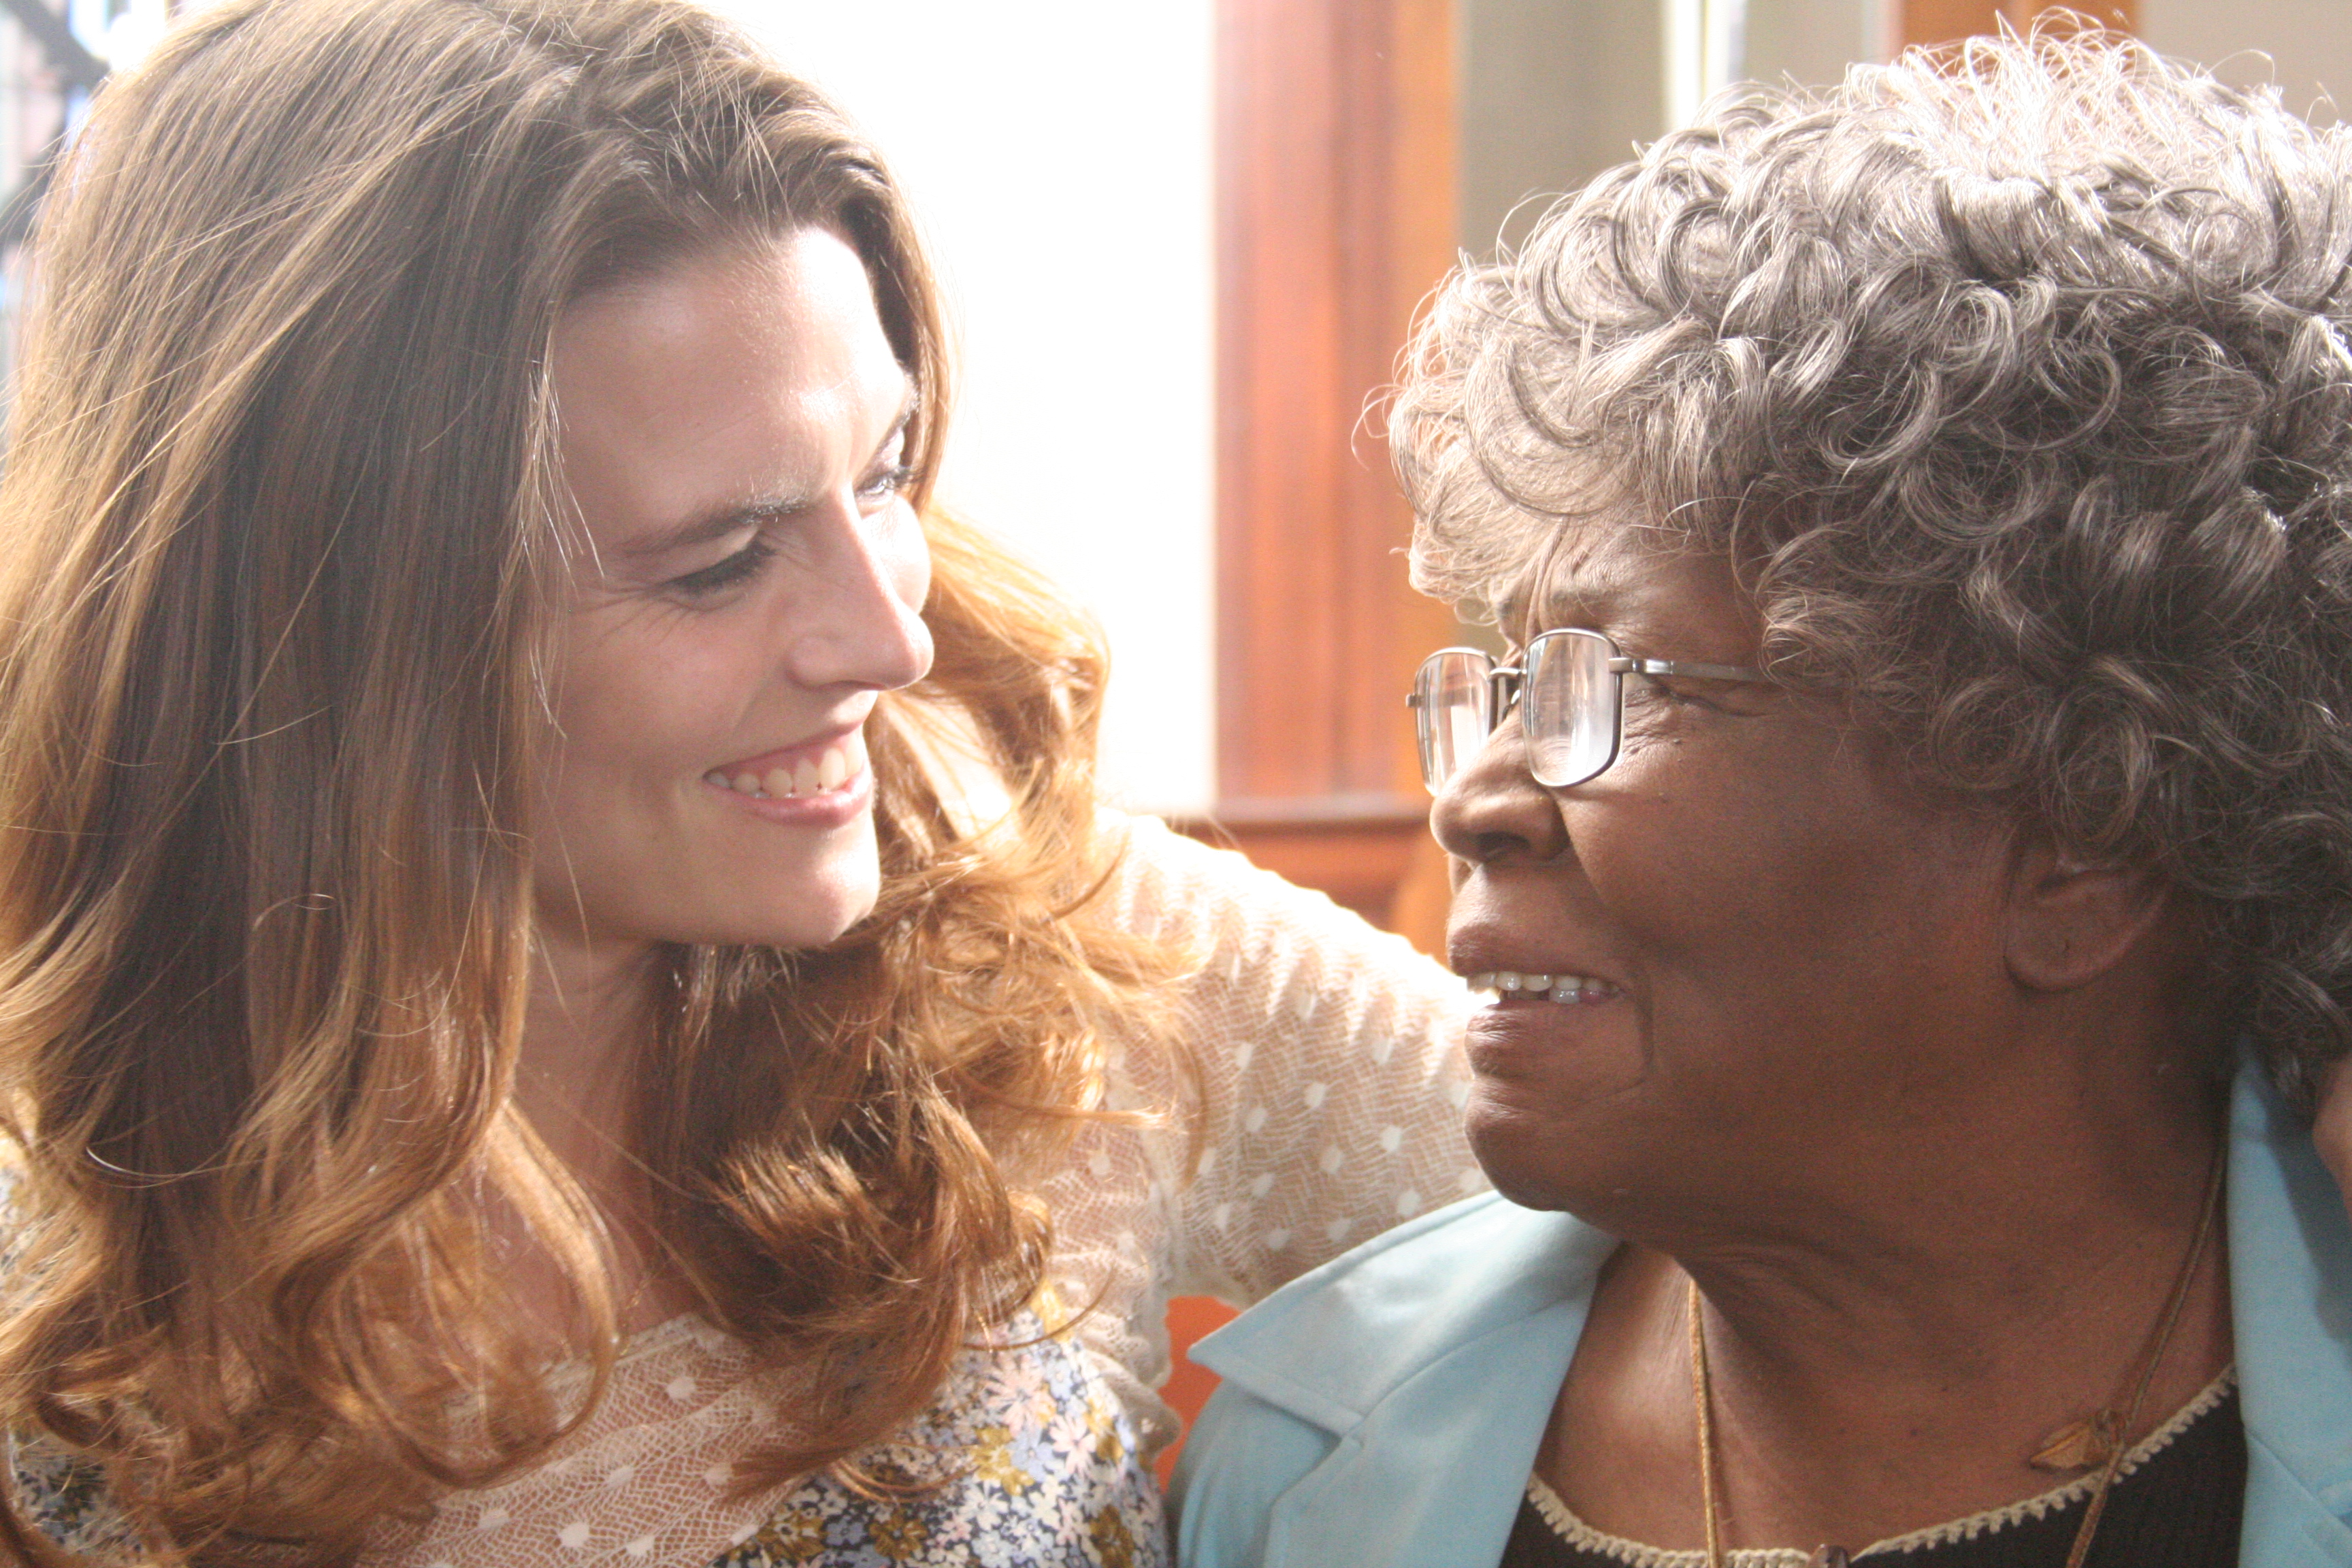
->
xmin=1522 ymin=631 xmax=1619 ymax=790
xmin=1413 ymin=632 xmax=1624 ymax=794
xmin=1414 ymin=650 xmax=1493 ymax=794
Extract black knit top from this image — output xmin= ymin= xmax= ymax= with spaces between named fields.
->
xmin=1499 ymin=1374 xmax=2243 ymax=1568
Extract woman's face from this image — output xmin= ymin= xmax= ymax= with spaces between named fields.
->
xmin=1433 ymin=532 xmax=2017 ymax=1235
xmin=540 ymin=227 xmax=931 ymax=958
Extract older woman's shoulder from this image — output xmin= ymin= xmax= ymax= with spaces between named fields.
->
xmin=1171 ymin=1195 xmax=1610 ymax=1568
xmin=1182 ymin=1193 xmax=1607 ymax=1424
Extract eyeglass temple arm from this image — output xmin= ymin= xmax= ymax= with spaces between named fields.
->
xmin=1612 ymin=656 xmax=1770 ymax=683
xmin=1403 ymin=653 xmax=1770 ymax=708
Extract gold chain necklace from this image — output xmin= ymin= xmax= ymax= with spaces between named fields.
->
xmin=1685 ymin=1152 xmax=2225 ymax=1568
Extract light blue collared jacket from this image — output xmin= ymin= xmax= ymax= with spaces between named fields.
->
xmin=1171 ymin=1063 xmax=2352 ymax=1567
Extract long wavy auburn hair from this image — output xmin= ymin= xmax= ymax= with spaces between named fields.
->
xmin=0 ymin=1 xmax=1165 ymax=1560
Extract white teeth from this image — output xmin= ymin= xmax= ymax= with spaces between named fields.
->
xmin=1466 ymin=970 xmax=1612 ymax=1003
xmin=713 ymin=737 xmax=864 ymax=801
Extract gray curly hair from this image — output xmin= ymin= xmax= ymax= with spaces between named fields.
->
xmin=1394 ymin=26 xmax=2352 ymax=1106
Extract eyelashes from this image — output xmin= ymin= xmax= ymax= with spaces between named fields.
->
xmin=859 ymin=462 xmax=915 ymax=502
xmin=662 ymin=461 xmax=914 ymax=600
xmin=667 ymin=536 xmax=777 ymax=598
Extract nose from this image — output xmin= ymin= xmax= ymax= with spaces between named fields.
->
xmin=1430 ymin=715 xmax=1571 ymax=864
xmin=783 ymin=495 xmax=934 ymax=693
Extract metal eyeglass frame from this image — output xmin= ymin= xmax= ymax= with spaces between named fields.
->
xmin=1407 ymin=627 xmax=1770 ymax=794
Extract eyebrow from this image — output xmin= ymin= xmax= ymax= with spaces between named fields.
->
xmin=618 ymin=389 xmax=917 ymax=560
xmin=1496 ymin=583 xmax=1629 ymax=648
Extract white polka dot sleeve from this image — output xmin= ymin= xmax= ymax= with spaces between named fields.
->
xmin=1036 ymin=815 xmax=1481 ymax=1454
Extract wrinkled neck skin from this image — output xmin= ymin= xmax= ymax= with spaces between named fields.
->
xmin=1543 ymin=953 xmax=2234 ymax=1553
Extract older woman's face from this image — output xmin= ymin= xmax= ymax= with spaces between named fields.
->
xmin=1433 ymin=532 xmax=2016 ymax=1232
xmin=541 ymin=228 xmax=932 ymax=958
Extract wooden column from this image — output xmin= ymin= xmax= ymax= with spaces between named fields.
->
xmin=1165 ymin=7 xmax=1465 ymax=1480
xmin=1203 ymin=0 xmax=1460 ymax=945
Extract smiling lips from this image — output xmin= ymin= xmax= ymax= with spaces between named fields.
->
xmin=1465 ymin=970 xmax=1622 ymax=1004
xmin=704 ymin=728 xmax=868 ymax=801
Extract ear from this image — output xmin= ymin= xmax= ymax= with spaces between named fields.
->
xmin=2002 ymin=835 xmax=2176 ymax=993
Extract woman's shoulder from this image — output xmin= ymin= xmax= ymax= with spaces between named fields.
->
xmin=1094 ymin=810 xmax=1465 ymax=1016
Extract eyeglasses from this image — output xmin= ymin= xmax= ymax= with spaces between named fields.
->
xmin=1407 ymin=629 xmax=1769 ymax=794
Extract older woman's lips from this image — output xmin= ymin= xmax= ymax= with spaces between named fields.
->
xmin=1465 ymin=970 xmax=1623 ymax=1004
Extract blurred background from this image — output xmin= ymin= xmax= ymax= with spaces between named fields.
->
xmin=1 ymin=0 xmax=2342 ymax=1468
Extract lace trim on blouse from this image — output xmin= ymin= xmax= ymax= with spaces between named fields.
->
xmin=1522 ymin=1367 xmax=2240 ymax=1567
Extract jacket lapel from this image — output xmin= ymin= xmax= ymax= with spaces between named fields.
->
xmin=1192 ymin=1196 xmax=1616 ymax=1568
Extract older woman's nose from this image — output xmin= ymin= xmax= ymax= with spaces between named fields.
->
xmin=1430 ymin=720 xmax=1571 ymax=864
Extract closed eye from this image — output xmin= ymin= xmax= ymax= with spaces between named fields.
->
xmin=1629 ymin=674 xmax=1714 ymax=710
xmin=666 ymin=535 xmax=777 ymax=598
xmin=857 ymin=461 xmax=915 ymax=505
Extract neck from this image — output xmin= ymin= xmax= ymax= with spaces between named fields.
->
xmin=1544 ymin=1007 xmax=2234 ymax=1552
xmin=1693 ymin=1054 xmax=2223 ymax=1386
xmin=519 ymin=929 xmax=657 ymax=1166
xmin=506 ymin=928 xmax=690 ymax=1333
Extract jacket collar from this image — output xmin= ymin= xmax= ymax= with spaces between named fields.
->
xmin=1192 ymin=1194 xmax=1611 ymax=1429
xmin=1190 ymin=1195 xmax=1614 ymax=1568
xmin=2230 ymin=1062 xmax=2352 ymax=1562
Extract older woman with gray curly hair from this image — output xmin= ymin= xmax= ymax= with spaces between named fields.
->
xmin=1172 ymin=27 xmax=2352 ymax=1568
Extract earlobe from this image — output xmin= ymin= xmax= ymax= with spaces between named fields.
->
xmin=2002 ymin=838 xmax=2176 ymax=992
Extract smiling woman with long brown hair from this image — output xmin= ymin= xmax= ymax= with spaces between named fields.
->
xmin=0 ymin=3 xmax=1474 ymax=1563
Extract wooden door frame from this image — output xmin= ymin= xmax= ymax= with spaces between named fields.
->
xmin=1898 ymin=0 xmax=2138 ymax=50
xmin=1198 ymin=0 xmax=1458 ymax=944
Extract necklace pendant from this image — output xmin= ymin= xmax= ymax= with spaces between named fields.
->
xmin=2030 ymin=1408 xmax=2121 ymax=1471
xmin=1808 ymin=1548 xmax=1850 ymax=1568
xmin=2031 ymin=1410 xmax=2126 ymax=1476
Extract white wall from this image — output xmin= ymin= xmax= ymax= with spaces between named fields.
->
xmin=712 ymin=3 xmax=1218 ymax=815
xmin=2140 ymin=0 xmax=2352 ymax=123
xmin=1458 ymin=0 xmax=1879 ymax=257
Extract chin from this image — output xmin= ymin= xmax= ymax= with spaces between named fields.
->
xmin=726 ymin=858 xmax=882 ymax=951
xmin=1463 ymin=1082 xmax=1650 ymax=1227
xmin=1465 ymin=1104 xmax=1581 ymax=1213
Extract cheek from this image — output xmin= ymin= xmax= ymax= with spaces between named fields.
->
xmin=890 ymin=508 xmax=935 ymax=620
xmin=540 ymin=610 xmax=752 ymax=828
xmin=1575 ymin=753 xmax=2007 ymax=1080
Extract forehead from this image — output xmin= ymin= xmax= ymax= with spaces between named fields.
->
xmin=549 ymin=227 xmax=911 ymax=555
xmin=1494 ymin=524 xmax=1755 ymax=655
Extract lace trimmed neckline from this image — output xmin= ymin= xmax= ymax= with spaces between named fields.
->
xmin=1523 ymin=1366 xmax=2238 ymax=1567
